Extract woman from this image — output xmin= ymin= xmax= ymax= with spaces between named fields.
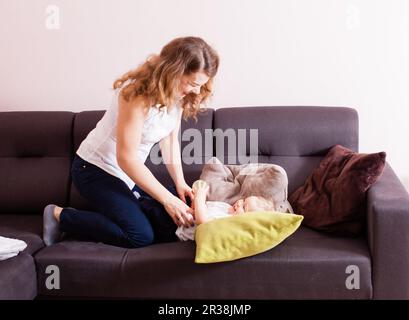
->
xmin=43 ymin=36 xmax=220 ymax=248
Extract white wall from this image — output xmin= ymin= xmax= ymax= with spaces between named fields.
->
xmin=0 ymin=0 xmax=408 ymax=191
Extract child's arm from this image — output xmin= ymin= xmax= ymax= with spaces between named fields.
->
xmin=194 ymin=193 xmax=209 ymax=225
xmin=192 ymin=181 xmax=210 ymax=225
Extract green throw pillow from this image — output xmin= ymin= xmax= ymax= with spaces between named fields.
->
xmin=195 ymin=211 xmax=303 ymax=263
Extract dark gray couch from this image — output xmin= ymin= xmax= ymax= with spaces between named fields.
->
xmin=1 ymin=106 xmax=408 ymax=299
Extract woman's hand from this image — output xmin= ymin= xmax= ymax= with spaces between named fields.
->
xmin=176 ymin=181 xmax=195 ymax=205
xmin=163 ymin=195 xmax=195 ymax=227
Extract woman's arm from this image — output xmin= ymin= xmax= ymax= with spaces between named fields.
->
xmin=160 ymin=110 xmax=194 ymax=205
xmin=116 ymin=94 xmax=175 ymax=205
xmin=194 ymin=195 xmax=209 ymax=225
xmin=159 ymin=110 xmax=185 ymax=186
xmin=116 ymin=94 xmax=193 ymax=227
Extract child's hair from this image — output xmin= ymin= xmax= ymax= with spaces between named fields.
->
xmin=253 ymin=196 xmax=276 ymax=211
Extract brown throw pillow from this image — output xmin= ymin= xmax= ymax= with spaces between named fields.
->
xmin=289 ymin=144 xmax=386 ymax=236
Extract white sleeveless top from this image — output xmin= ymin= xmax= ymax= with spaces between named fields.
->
xmin=76 ymin=79 xmax=183 ymax=190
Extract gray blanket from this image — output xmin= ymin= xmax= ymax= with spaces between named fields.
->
xmin=199 ymin=157 xmax=293 ymax=213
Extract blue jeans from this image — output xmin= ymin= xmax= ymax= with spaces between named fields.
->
xmin=60 ymin=154 xmax=180 ymax=248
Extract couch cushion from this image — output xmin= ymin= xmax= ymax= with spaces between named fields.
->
xmin=35 ymin=226 xmax=371 ymax=299
xmin=213 ymin=106 xmax=358 ymax=157
xmin=0 ymin=215 xmax=44 ymax=255
xmin=0 ymin=253 xmax=37 ymax=300
xmin=0 ymin=112 xmax=74 ymax=214
xmin=72 ymin=110 xmax=105 ymax=152
xmin=213 ymin=107 xmax=358 ymax=194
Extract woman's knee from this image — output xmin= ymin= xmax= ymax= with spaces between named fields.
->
xmin=126 ymin=226 xmax=155 ymax=248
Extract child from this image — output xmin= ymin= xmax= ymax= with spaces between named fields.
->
xmin=176 ymin=180 xmax=276 ymax=241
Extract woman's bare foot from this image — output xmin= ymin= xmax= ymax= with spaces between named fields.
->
xmin=53 ymin=206 xmax=63 ymax=222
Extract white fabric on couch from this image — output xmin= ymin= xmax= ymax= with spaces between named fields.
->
xmin=0 ymin=235 xmax=27 ymax=261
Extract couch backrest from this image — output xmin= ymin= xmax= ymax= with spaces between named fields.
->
xmin=145 ymin=108 xmax=214 ymax=186
xmin=0 ymin=111 xmax=74 ymax=214
xmin=69 ymin=110 xmax=105 ymax=211
xmin=0 ymin=106 xmax=358 ymax=214
xmin=213 ymin=106 xmax=358 ymax=194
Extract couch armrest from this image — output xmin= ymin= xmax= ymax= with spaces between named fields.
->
xmin=367 ymin=162 xmax=409 ymax=299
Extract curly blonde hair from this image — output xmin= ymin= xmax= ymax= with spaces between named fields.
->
xmin=112 ymin=36 xmax=219 ymax=122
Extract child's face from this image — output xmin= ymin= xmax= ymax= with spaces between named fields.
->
xmin=230 ymin=196 xmax=268 ymax=215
